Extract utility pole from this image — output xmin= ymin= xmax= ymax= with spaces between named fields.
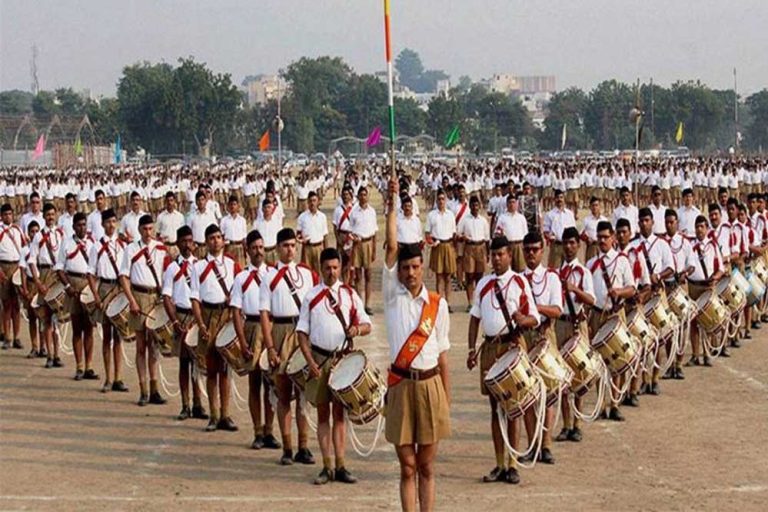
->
xmin=650 ymin=77 xmax=655 ymax=141
xmin=733 ymin=67 xmax=739 ymax=152
xmin=30 ymin=44 xmax=40 ymax=95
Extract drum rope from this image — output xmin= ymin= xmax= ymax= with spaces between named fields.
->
xmin=344 ymin=392 xmax=386 ymax=458
xmin=700 ymin=324 xmax=727 ymax=358
xmin=158 ymin=361 xmax=180 ymax=397
xmin=193 ymin=363 xmax=208 ymax=398
xmin=121 ymin=338 xmax=135 ymax=369
xmin=606 ymin=355 xmax=640 ymax=404
xmin=496 ymin=374 xmax=547 ymax=470
xmin=298 ymin=390 xmax=319 ymax=433
xmin=57 ymin=321 xmax=73 ymax=355
xmin=570 ymin=362 xmax=608 ymax=423
xmin=228 ymin=369 xmax=249 ymax=412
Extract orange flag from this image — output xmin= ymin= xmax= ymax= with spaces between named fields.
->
xmin=259 ymin=130 xmax=270 ymax=151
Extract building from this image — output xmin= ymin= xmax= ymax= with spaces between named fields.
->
xmin=242 ymin=75 xmax=286 ymax=106
xmin=479 ymin=74 xmax=556 ymax=95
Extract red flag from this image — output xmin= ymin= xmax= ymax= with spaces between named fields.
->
xmin=32 ymin=134 xmax=46 ymax=160
xmin=259 ymin=131 xmax=270 ymax=152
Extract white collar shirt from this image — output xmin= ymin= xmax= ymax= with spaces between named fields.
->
xmin=259 ymin=261 xmax=318 ymax=318
xmin=253 ymin=216 xmax=282 ymax=248
xmin=469 ymin=269 xmax=539 ymax=336
xmin=120 ymin=210 xmax=146 ymax=243
xmin=296 ymin=210 xmax=328 ymax=244
xmin=119 ymin=238 xmax=168 ymax=288
xmin=711 ymin=223 xmax=732 ymax=261
xmin=635 ymin=233 xmax=675 ymax=277
xmin=612 ymin=204 xmax=639 ymax=237
xmin=426 ymin=209 xmax=457 ymax=241
xmin=666 ymin=232 xmax=697 ymax=277
xmin=458 ymin=213 xmax=490 ymax=242
xmin=494 ymin=212 xmax=528 ymax=242
xmin=677 ymin=205 xmax=701 ymax=237
xmin=0 ymin=223 xmax=25 ymax=262
xmin=689 ymin=238 xmax=723 ymax=281
xmin=523 ymin=264 xmax=564 ymax=313
xmin=229 ymin=262 xmax=268 ymax=316
xmin=559 ymin=259 xmax=595 ymax=315
xmin=86 ymin=209 xmax=106 ymax=241
xmin=187 ymin=210 xmax=218 ymax=244
xmin=543 ymin=207 xmax=576 ymax=241
xmin=20 ymin=211 xmax=44 ymax=234
xmin=333 ymin=203 xmax=354 ymax=232
xmin=648 ymin=204 xmax=669 ymax=235
xmin=156 ymin=209 xmax=186 ymax=244
xmin=349 ymin=204 xmax=378 ymax=238
xmin=581 ymin=213 xmax=607 ymax=243
xmin=296 ymin=280 xmax=371 ymax=351
xmin=189 ymin=253 xmax=238 ymax=305
xmin=87 ymin=233 xmax=125 ymax=279
xmin=587 ymin=249 xmax=636 ymax=310
xmin=220 ymin=214 xmax=248 ymax=243
xmin=396 ymin=214 xmax=423 ymax=244
xmin=29 ymin=226 xmax=64 ymax=268
xmin=161 ymin=254 xmax=197 ymax=309
xmin=55 ymin=234 xmax=94 ymax=274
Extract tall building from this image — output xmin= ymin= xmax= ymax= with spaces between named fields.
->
xmin=242 ymin=75 xmax=286 ymax=106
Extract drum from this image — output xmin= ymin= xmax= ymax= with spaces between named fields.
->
xmin=44 ymin=282 xmax=71 ymax=323
xmin=695 ymin=289 xmax=729 ymax=334
xmin=752 ymin=257 xmax=768 ymax=284
xmin=560 ymin=334 xmax=603 ymax=397
xmin=644 ymin=295 xmax=678 ymax=338
xmin=716 ymin=276 xmax=747 ymax=315
xmin=528 ymin=339 xmax=573 ymax=406
xmin=183 ymin=324 xmax=207 ymax=373
xmin=626 ymin=308 xmax=659 ymax=353
xmin=214 ymin=321 xmax=255 ymax=376
xmin=667 ymin=286 xmax=697 ymax=320
xmin=591 ymin=316 xmax=640 ymax=377
xmin=258 ymin=349 xmax=275 ymax=387
xmin=745 ymin=271 xmax=766 ymax=306
xmin=11 ymin=268 xmax=22 ymax=289
xmin=328 ymin=351 xmax=385 ymax=425
xmin=286 ymin=348 xmax=310 ymax=393
xmin=30 ymin=293 xmax=44 ymax=319
xmin=731 ymin=269 xmax=752 ymax=299
xmin=80 ymin=286 xmax=98 ymax=323
xmin=105 ymin=292 xmax=135 ymax=342
xmin=146 ymin=305 xmax=175 ymax=357
xmin=484 ymin=347 xmax=541 ymax=419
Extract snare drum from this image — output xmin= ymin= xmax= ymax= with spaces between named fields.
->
xmin=560 ymin=334 xmax=603 ymax=397
xmin=11 ymin=268 xmax=22 ymax=289
xmin=44 ymin=282 xmax=71 ymax=323
xmin=731 ymin=269 xmax=752 ymax=300
xmin=626 ymin=308 xmax=659 ymax=353
xmin=644 ymin=295 xmax=678 ymax=338
xmin=183 ymin=324 xmax=207 ymax=373
xmin=746 ymin=271 xmax=766 ymax=306
xmin=716 ymin=276 xmax=747 ymax=315
xmin=146 ymin=305 xmax=175 ymax=357
xmin=695 ymin=289 xmax=729 ymax=334
xmin=591 ymin=316 xmax=640 ymax=377
xmin=259 ymin=349 xmax=275 ymax=387
xmin=752 ymin=258 xmax=768 ymax=284
xmin=105 ymin=292 xmax=135 ymax=342
xmin=328 ymin=351 xmax=385 ymax=425
xmin=215 ymin=321 xmax=256 ymax=376
xmin=483 ymin=347 xmax=541 ymax=419
xmin=80 ymin=286 xmax=98 ymax=323
xmin=667 ymin=286 xmax=697 ymax=320
xmin=528 ymin=339 xmax=573 ymax=406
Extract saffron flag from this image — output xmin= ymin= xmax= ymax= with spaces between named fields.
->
xmin=259 ymin=130 xmax=270 ymax=151
xmin=561 ymin=123 xmax=567 ymax=150
xmin=366 ymin=126 xmax=382 ymax=147
xmin=675 ymin=122 xmax=684 ymax=144
xmin=73 ymin=135 xmax=83 ymax=156
xmin=444 ymin=125 xmax=460 ymax=149
xmin=32 ymin=134 xmax=46 ymax=160
xmin=114 ymin=134 xmax=122 ymax=164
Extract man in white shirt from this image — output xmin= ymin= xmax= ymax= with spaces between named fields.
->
xmin=156 ymin=192 xmax=186 ymax=260
xmin=220 ymin=195 xmax=249 ymax=269
xmin=348 ymin=187 xmax=378 ymax=314
xmin=253 ymin=199 xmax=282 ymax=266
xmin=647 ymin=186 xmax=669 ymax=236
xmin=677 ymin=189 xmax=701 ymax=237
xmin=0 ymin=203 xmax=24 ymax=349
xmin=426 ymin=189 xmax=457 ymax=310
xmin=396 ymin=196 xmax=423 ymax=247
xmin=494 ymin=194 xmax=528 ymax=272
xmin=383 ymin=176 xmax=450 ymax=511
xmin=187 ymin=190 xmax=219 ymax=259
xmin=612 ymin=187 xmax=639 ymax=238
xmin=119 ymin=191 xmax=147 ymax=244
xmin=296 ymin=247 xmax=372 ymax=485
xmin=332 ymin=186 xmax=355 ymax=281
xmin=543 ymin=189 xmax=576 ymax=268
xmin=296 ymin=191 xmax=328 ymax=275
xmin=20 ymin=191 xmax=44 ymax=234
xmin=458 ymin=196 xmax=490 ymax=310
xmin=57 ymin=193 xmax=79 ymax=239
xmin=86 ymin=189 xmax=109 ymax=241
xmin=581 ymin=196 xmax=607 ymax=262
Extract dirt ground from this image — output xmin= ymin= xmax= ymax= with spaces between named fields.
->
xmin=2 ymin=190 xmax=768 ymax=511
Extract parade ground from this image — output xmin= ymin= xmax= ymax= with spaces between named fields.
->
xmin=1 ymin=192 xmax=768 ymax=512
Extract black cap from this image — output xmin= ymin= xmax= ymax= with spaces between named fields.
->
xmin=276 ymin=227 xmax=296 ymax=244
xmin=101 ymin=208 xmax=117 ymax=223
xmin=138 ymin=214 xmax=153 ymax=227
xmin=490 ymin=236 xmax=509 ymax=250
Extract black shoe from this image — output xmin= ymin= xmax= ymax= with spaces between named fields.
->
xmin=649 ymin=383 xmax=660 ymax=396
xmin=364 ymin=307 xmax=374 ymax=316
xmin=137 ymin=394 xmax=149 ymax=406
xmin=262 ymin=434 xmax=281 ymax=449
xmin=623 ymin=393 xmax=640 ymax=407
xmin=662 ymin=367 xmax=674 ymax=380
xmin=44 ymin=358 xmax=54 ymax=369
xmin=205 ymin=419 xmax=218 ymax=432
xmin=294 ymin=447 xmax=316 ymax=465
xmin=12 ymin=339 xmax=22 ymax=349
xmin=731 ymin=338 xmax=741 ymax=348
xmin=760 ymin=315 xmax=768 ymax=323
xmin=251 ymin=434 xmax=264 ymax=450
xmin=52 ymin=357 xmax=64 ymax=368
xmin=217 ymin=417 xmax=238 ymax=432
xmin=751 ymin=321 xmax=760 ymax=329
xmin=148 ymin=392 xmax=167 ymax=405
xmin=703 ymin=356 xmax=712 ymax=367
xmin=83 ymin=369 xmax=99 ymax=380
xmin=74 ymin=370 xmax=84 ymax=381
xmin=27 ymin=349 xmax=38 ymax=359
xmin=720 ymin=347 xmax=731 ymax=358
xmin=554 ymin=428 xmax=570 ymax=442
xmin=280 ymin=450 xmax=294 ymax=465
xmin=38 ymin=348 xmax=48 ymax=358
xmin=568 ymin=427 xmax=583 ymax=442
xmin=685 ymin=356 xmax=700 ymax=367
xmin=609 ymin=408 xmax=625 ymax=422
xmin=191 ymin=405 xmax=209 ymax=420
xmin=1 ymin=340 xmax=9 ymax=350
xmin=177 ymin=407 xmax=191 ymax=421
xmin=314 ymin=467 xmax=333 ymax=485
xmin=744 ymin=332 xmax=752 ymax=340
xmin=112 ymin=381 xmax=129 ymax=392
xmin=538 ymin=448 xmax=555 ymax=464
xmin=482 ymin=466 xmax=507 ymax=483
xmin=334 ymin=467 xmax=357 ymax=484
xmin=517 ymin=451 xmax=534 ymax=463
xmin=101 ymin=381 xmax=111 ymax=393
xmin=447 ymin=306 xmax=455 ymax=314
xmin=674 ymin=368 xmax=685 ymax=380
xmin=505 ymin=468 xmax=521 ymax=484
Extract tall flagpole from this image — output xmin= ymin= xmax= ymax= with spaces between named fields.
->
xmin=734 ymin=67 xmax=739 ymax=153
xmin=383 ymin=0 xmax=396 ymax=178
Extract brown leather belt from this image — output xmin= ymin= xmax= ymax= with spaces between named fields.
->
xmin=202 ymin=301 xmax=227 ymax=310
xmin=273 ymin=315 xmax=298 ymax=325
xmin=132 ymin=284 xmax=158 ymax=294
xmin=66 ymin=271 xmax=87 ymax=278
xmin=245 ymin=314 xmax=261 ymax=322
xmin=484 ymin=332 xmax=519 ymax=345
xmin=390 ymin=365 xmax=439 ymax=381
xmin=465 ymin=240 xmax=485 ymax=246
xmin=311 ymin=345 xmax=339 ymax=358
xmin=359 ymin=236 xmax=374 ymax=242
xmin=99 ymin=278 xmax=118 ymax=285
xmin=176 ymin=306 xmax=192 ymax=315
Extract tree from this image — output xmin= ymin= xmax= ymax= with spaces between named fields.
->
xmin=426 ymin=94 xmax=462 ymax=146
xmin=392 ymin=97 xmax=427 ymax=136
xmin=32 ymin=90 xmax=60 ymax=118
xmin=54 ymin=88 xmax=85 ymax=116
xmin=456 ymin=76 xmax=473 ymax=93
xmin=584 ymin=80 xmax=635 ymax=149
xmin=395 ymin=48 xmax=424 ymax=92
xmin=745 ymin=90 xmax=768 ymax=151
xmin=541 ymin=88 xmax=589 ymax=149
xmin=0 ymin=90 xmax=34 ymax=115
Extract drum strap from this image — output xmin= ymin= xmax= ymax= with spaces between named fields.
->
xmin=387 ymin=291 xmax=441 ymax=387
xmin=281 ymin=270 xmax=303 ymax=310
xmin=210 ymin=260 xmax=231 ymax=301
xmin=695 ymin=243 xmax=709 ymax=280
xmin=42 ymin=231 xmax=57 ymax=266
xmin=326 ymin=287 xmax=355 ymax=351
xmin=99 ymin=238 xmax=120 ymax=278
xmin=143 ymin=249 xmax=162 ymax=293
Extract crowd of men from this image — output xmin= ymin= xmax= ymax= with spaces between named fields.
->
xmin=1 ymin=154 xmax=766 ymax=511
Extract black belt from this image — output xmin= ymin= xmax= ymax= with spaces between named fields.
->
xmin=272 ymin=316 xmax=298 ymax=324
xmin=551 ymin=241 xmax=563 ymax=245
xmin=38 ymin=263 xmax=53 ymax=269
xmin=67 ymin=271 xmax=86 ymax=278
xmin=131 ymin=284 xmax=158 ymax=294
xmin=311 ymin=345 xmax=338 ymax=358
xmin=165 ymin=241 xmax=177 ymax=246
xmin=99 ymin=278 xmax=118 ymax=285
xmin=465 ymin=240 xmax=486 ymax=246
xmin=436 ymin=239 xmax=452 ymax=244
xmin=202 ymin=301 xmax=227 ymax=310
xmin=484 ymin=332 xmax=519 ymax=345
xmin=0 ymin=260 xmax=19 ymax=265
xmin=390 ymin=365 xmax=439 ymax=381
xmin=245 ymin=314 xmax=261 ymax=322
xmin=688 ymin=280 xmax=709 ymax=286
xmin=176 ymin=306 xmax=192 ymax=315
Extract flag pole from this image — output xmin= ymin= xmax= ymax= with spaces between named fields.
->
xmin=383 ymin=0 xmax=396 ymax=179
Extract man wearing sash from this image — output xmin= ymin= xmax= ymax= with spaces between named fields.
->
xmin=230 ymin=229 xmax=278 ymax=449
xmin=56 ymin=212 xmax=97 ymax=381
xmin=449 ymin=184 xmax=469 ymax=291
xmin=467 ymin=235 xmax=539 ymax=484
xmin=86 ymin=209 xmax=128 ymax=392
xmin=259 ymin=227 xmax=319 ymax=465
xmin=332 ymin=186 xmax=355 ymax=283
xmin=296 ymin=247 xmax=371 ymax=485
xmin=120 ymin=214 xmax=170 ymax=406
xmin=384 ymin=176 xmax=450 ymax=511
xmin=18 ymin=221 xmax=41 ymax=358
xmin=555 ymin=227 xmax=595 ymax=443
xmin=0 ymin=203 xmax=24 ymax=350
xmin=190 ymin=224 xmax=240 ymax=432
xmin=161 ymin=225 xmax=208 ymax=421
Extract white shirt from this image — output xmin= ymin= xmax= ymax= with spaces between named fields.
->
xmin=648 ymin=203 xmax=669 ymax=235
xmin=677 ymin=205 xmax=701 ymax=237
xmin=581 ymin=213 xmax=607 ymax=243
xmin=120 ymin=210 xmax=146 ymax=242
xmin=470 ymin=269 xmax=539 ymax=336
xmin=349 ymin=204 xmax=378 ymax=239
xmin=20 ymin=211 xmax=44 ymax=234
xmin=296 ymin=210 xmax=329 ymax=244
xmin=612 ymin=204 xmax=639 ymax=237
xmin=230 ymin=263 xmax=268 ymax=316
xmin=634 ymin=234 xmax=675 ymax=279
xmin=382 ymin=262 xmax=449 ymax=370
xmin=666 ymin=232 xmax=697 ymax=278
xmin=55 ymin=234 xmax=94 ymax=275
xmin=426 ymin=209 xmax=457 ymax=241
xmin=187 ymin=209 xmax=219 ymax=244
xmin=86 ymin=209 xmax=106 ymax=241
xmin=220 ymin=214 xmax=248 ymax=243
xmin=87 ymin=234 xmax=125 ymax=280
xmin=120 ymin=239 xmax=168 ymax=289
xmin=296 ymin=280 xmax=371 ymax=351
xmin=259 ymin=261 xmax=318 ymax=318
xmin=29 ymin=226 xmax=64 ymax=268
xmin=0 ymin=223 xmax=25 ymax=262
xmin=161 ymin=254 xmax=197 ymax=310
xmin=543 ymin=207 xmax=576 ymax=241
xmin=253 ymin=216 xmax=282 ymax=248
xmin=689 ymin=238 xmax=723 ymax=281
xmin=458 ymin=213 xmax=490 ymax=242
xmin=156 ymin=209 xmax=186 ymax=244
xmin=559 ymin=259 xmax=595 ymax=316
xmin=333 ymin=203 xmax=354 ymax=232
xmin=523 ymin=265 xmax=564 ymax=314
xmin=397 ymin=214 xmax=423 ymax=245
xmin=586 ymin=249 xmax=636 ymax=310
xmin=189 ymin=253 xmax=238 ymax=305
xmin=494 ymin=212 xmax=528 ymax=242
xmin=711 ymin=222 xmax=732 ymax=261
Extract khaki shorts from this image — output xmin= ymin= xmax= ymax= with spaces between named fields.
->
xmin=429 ymin=242 xmax=456 ymax=274
xmin=385 ymin=374 xmax=451 ymax=446
xmin=352 ymin=238 xmax=374 ymax=269
xmin=264 ymin=247 xmax=278 ymax=266
xmin=554 ymin=318 xmax=589 ymax=350
xmin=95 ymin=281 xmax=120 ymax=325
xmin=129 ymin=288 xmax=159 ymax=333
xmin=509 ymin=241 xmax=525 ymax=273
xmin=463 ymin=243 xmax=487 ymax=274
xmin=226 ymin=242 xmax=246 ymax=269
xmin=304 ymin=349 xmax=334 ymax=406
xmin=199 ymin=305 xmax=230 ymax=374
xmin=0 ymin=262 xmax=19 ymax=302
xmin=301 ymin=243 xmax=323 ymax=275
xmin=271 ymin=321 xmax=298 ymax=375
xmin=67 ymin=275 xmax=89 ymax=319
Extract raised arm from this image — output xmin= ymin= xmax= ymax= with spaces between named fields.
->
xmin=384 ymin=176 xmax=400 ymax=268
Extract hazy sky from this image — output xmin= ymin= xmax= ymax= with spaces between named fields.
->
xmin=1 ymin=0 xmax=767 ymax=97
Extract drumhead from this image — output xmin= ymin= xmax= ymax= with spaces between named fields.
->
xmin=259 ymin=349 xmax=270 ymax=372
xmin=696 ymin=289 xmax=713 ymax=306
xmin=286 ymin=348 xmax=307 ymax=374
xmin=106 ymin=293 xmax=129 ymax=317
xmin=80 ymin=286 xmax=95 ymax=303
xmin=44 ymin=282 xmax=65 ymax=302
xmin=185 ymin=324 xmax=199 ymax=348
xmin=11 ymin=268 xmax=21 ymax=286
xmin=214 ymin=321 xmax=237 ymax=348
xmin=146 ymin=305 xmax=169 ymax=329
xmin=643 ymin=295 xmax=662 ymax=314
xmin=715 ymin=278 xmax=729 ymax=295
xmin=560 ymin=335 xmax=582 ymax=356
xmin=593 ymin=315 xmax=620 ymax=346
xmin=328 ymin=351 xmax=366 ymax=390
xmin=486 ymin=347 xmax=520 ymax=381
xmin=527 ymin=339 xmax=549 ymax=362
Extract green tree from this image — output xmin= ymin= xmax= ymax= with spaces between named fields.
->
xmin=0 ymin=90 xmax=34 ymax=115
xmin=395 ymin=48 xmax=424 ymax=92
xmin=32 ymin=90 xmax=60 ymax=118
xmin=584 ymin=80 xmax=635 ymax=149
xmin=54 ymin=88 xmax=85 ymax=116
xmin=426 ymin=94 xmax=462 ymax=146
xmin=542 ymin=87 xmax=589 ymax=149
xmin=392 ymin=97 xmax=427 ymax=136
xmin=745 ymin=90 xmax=768 ymax=151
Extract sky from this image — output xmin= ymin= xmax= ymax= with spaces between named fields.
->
xmin=1 ymin=0 xmax=767 ymax=97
